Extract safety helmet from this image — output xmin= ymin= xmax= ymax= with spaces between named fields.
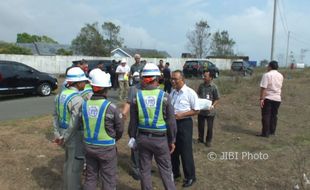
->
xmin=121 ymin=58 xmax=127 ymax=63
xmin=133 ymin=72 xmax=140 ymax=77
xmin=90 ymin=70 xmax=112 ymax=87
xmin=66 ymin=67 xmax=89 ymax=82
xmin=89 ymin=68 xmax=102 ymax=79
xmin=141 ymin=63 xmax=161 ymax=77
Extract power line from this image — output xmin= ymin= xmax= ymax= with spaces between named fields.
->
xmin=290 ymin=34 xmax=310 ymax=47
xmin=277 ymin=0 xmax=288 ymax=34
xmin=279 ymin=0 xmax=289 ymax=31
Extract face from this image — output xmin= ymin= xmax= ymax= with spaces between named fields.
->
xmin=135 ymin=56 xmax=141 ymax=63
xmin=76 ymin=81 xmax=86 ymax=91
xmin=203 ymin=72 xmax=212 ymax=83
xmin=171 ymin=72 xmax=184 ymax=90
xmin=80 ymin=64 xmax=88 ymax=73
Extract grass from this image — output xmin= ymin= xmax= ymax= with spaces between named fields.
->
xmin=0 ymin=68 xmax=310 ymax=189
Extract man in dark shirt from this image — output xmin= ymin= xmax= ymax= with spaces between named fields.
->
xmin=197 ymin=71 xmax=220 ymax=147
xmin=163 ymin=62 xmax=172 ymax=93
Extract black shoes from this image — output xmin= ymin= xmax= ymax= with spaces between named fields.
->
xmin=182 ymin=178 xmax=196 ymax=187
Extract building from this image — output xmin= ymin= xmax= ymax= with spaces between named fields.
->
xmin=111 ymin=47 xmax=170 ymax=58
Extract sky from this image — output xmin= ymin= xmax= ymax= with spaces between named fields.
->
xmin=1 ymin=0 xmax=310 ymax=65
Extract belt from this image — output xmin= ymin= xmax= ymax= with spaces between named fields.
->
xmin=176 ymin=117 xmax=192 ymax=121
xmin=139 ymin=131 xmax=166 ymax=137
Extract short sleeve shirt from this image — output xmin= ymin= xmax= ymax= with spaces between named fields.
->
xmin=130 ymin=62 xmax=145 ymax=75
xmin=197 ymin=82 xmax=220 ymax=116
xmin=260 ymin=70 xmax=283 ymax=102
xmin=170 ymin=84 xmax=200 ymax=114
xmin=116 ymin=65 xmax=130 ymax=81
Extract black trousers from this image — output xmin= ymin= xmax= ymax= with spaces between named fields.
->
xmin=261 ymin=99 xmax=281 ymax=136
xmin=197 ymin=114 xmax=215 ymax=143
xmin=164 ymin=80 xmax=172 ymax=93
xmin=171 ymin=118 xmax=195 ymax=180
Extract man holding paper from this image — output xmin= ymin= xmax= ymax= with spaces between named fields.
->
xmin=197 ymin=71 xmax=220 ymax=147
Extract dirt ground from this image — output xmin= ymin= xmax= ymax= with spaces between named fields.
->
xmin=0 ymin=68 xmax=309 ymax=190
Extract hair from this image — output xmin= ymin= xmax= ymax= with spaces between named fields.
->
xmin=203 ymin=70 xmax=215 ymax=79
xmin=172 ymin=70 xmax=185 ymax=80
xmin=165 ymin=62 xmax=170 ymax=66
xmin=134 ymin=54 xmax=141 ymax=59
xmin=268 ymin=60 xmax=279 ymax=70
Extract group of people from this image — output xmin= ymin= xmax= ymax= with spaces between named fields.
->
xmin=53 ymin=57 xmax=283 ymax=190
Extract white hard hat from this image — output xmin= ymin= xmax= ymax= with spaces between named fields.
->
xmin=121 ymin=58 xmax=127 ymax=63
xmin=141 ymin=63 xmax=161 ymax=77
xmin=133 ymin=72 xmax=140 ymax=77
xmin=89 ymin=68 xmax=102 ymax=79
xmin=90 ymin=70 xmax=112 ymax=87
xmin=66 ymin=67 xmax=89 ymax=82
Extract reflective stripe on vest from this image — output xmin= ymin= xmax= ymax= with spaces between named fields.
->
xmin=82 ymin=99 xmax=115 ymax=146
xmin=137 ymin=89 xmax=166 ymax=131
xmin=80 ymin=84 xmax=93 ymax=98
xmin=56 ymin=89 xmax=79 ymax=129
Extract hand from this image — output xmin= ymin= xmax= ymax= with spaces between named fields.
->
xmin=175 ymin=113 xmax=183 ymax=120
xmin=169 ymin=143 xmax=175 ymax=154
xmin=208 ymin=105 xmax=214 ymax=110
xmin=260 ymin=99 xmax=264 ymax=108
xmin=53 ymin=137 xmax=64 ymax=146
xmin=128 ymin=138 xmax=137 ymax=149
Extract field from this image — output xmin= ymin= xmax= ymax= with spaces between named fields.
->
xmin=0 ymin=68 xmax=309 ymax=190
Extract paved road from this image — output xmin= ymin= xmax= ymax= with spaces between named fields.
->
xmin=0 ymin=90 xmax=121 ymax=121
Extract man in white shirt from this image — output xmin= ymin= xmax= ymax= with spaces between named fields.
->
xmin=116 ymin=58 xmax=130 ymax=101
xmin=258 ymin=60 xmax=283 ymax=137
xmin=170 ymin=70 xmax=200 ymax=188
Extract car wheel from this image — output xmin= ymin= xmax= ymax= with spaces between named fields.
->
xmin=38 ymin=83 xmax=52 ymax=96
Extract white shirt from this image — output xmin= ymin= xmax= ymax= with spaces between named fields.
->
xmin=260 ymin=70 xmax=283 ymax=102
xmin=170 ymin=84 xmax=200 ymax=114
xmin=116 ymin=64 xmax=130 ymax=81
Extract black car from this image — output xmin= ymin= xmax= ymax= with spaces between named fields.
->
xmin=0 ymin=60 xmax=58 ymax=96
xmin=183 ymin=59 xmax=220 ymax=78
xmin=231 ymin=61 xmax=253 ymax=76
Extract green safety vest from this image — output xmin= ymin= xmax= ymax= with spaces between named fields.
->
xmin=80 ymin=83 xmax=93 ymax=99
xmin=137 ymin=89 xmax=166 ymax=131
xmin=56 ymin=88 xmax=80 ymax=129
xmin=82 ymin=99 xmax=115 ymax=146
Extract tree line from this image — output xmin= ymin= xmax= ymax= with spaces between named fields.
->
xmin=0 ymin=20 xmax=236 ymax=58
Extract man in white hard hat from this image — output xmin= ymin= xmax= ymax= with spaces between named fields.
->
xmin=82 ymin=70 xmax=124 ymax=190
xmin=116 ymin=58 xmax=130 ymax=100
xmin=53 ymin=67 xmax=89 ymax=190
xmin=128 ymin=63 xmax=177 ymax=190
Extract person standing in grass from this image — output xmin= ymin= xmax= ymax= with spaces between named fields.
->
xmin=196 ymin=70 xmax=220 ymax=147
xmin=53 ymin=67 xmax=89 ymax=190
xmin=258 ymin=60 xmax=283 ymax=137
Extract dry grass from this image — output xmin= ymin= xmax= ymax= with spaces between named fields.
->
xmin=0 ymin=68 xmax=310 ymax=190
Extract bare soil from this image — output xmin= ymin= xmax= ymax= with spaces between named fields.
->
xmin=0 ymin=68 xmax=309 ymax=190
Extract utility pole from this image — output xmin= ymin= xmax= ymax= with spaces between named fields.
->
xmin=270 ymin=0 xmax=277 ymax=61
xmin=285 ymin=31 xmax=290 ymax=67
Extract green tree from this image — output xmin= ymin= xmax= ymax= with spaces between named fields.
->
xmin=210 ymin=30 xmax=235 ymax=56
xmin=16 ymin=33 xmax=58 ymax=44
xmin=0 ymin=41 xmax=32 ymax=55
xmin=71 ymin=22 xmax=107 ymax=56
xmin=102 ymin=22 xmax=123 ymax=53
xmin=186 ymin=20 xmax=211 ymax=58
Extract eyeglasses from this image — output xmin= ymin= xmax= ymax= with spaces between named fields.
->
xmin=170 ymin=78 xmax=181 ymax=81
